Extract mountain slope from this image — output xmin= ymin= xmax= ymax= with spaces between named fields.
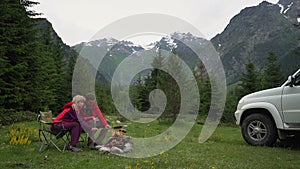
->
xmin=211 ymin=0 xmax=300 ymax=84
xmin=73 ymin=38 xmax=144 ymax=83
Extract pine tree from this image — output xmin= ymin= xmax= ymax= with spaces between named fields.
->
xmin=193 ymin=62 xmax=211 ymax=117
xmin=130 ymin=73 xmax=149 ymax=112
xmin=56 ymin=49 xmax=77 ymax=112
xmin=238 ymin=60 xmax=260 ymax=97
xmin=261 ymin=52 xmax=284 ymax=89
xmin=95 ymin=82 xmax=117 ymax=115
xmin=32 ymin=19 xmax=77 ymax=113
xmin=198 ymin=75 xmax=211 ymax=115
xmin=156 ymin=49 xmax=182 ymax=121
xmin=30 ymin=22 xmax=60 ymax=111
xmin=131 ymin=49 xmax=165 ymax=113
xmin=0 ymin=0 xmax=40 ymax=111
xmin=151 ymin=49 xmax=164 ymax=88
xmin=222 ymin=89 xmax=238 ymax=123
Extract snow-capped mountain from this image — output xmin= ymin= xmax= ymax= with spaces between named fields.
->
xmin=78 ymin=38 xmax=143 ymax=54
xmin=73 ymin=32 xmax=211 ymax=84
xmin=81 ymin=37 xmax=118 ymax=47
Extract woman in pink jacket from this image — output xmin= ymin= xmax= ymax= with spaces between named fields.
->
xmin=52 ymin=95 xmax=98 ymax=152
xmin=82 ymin=93 xmax=111 ymax=149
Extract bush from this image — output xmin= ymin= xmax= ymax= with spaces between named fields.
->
xmin=0 ymin=109 xmax=37 ymax=126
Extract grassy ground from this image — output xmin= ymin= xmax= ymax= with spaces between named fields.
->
xmin=1 ymin=119 xmax=300 ymax=169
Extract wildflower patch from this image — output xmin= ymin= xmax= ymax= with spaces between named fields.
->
xmin=7 ymin=123 xmax=38 ymax=145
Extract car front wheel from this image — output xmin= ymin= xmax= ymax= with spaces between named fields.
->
xmin=241 ymin=113 xmax=278 ymax=146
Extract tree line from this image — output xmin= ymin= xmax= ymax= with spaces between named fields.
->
xmin=129 ymin=51 xmax=289 ymax=124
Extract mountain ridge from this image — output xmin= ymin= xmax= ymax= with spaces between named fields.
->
xmin=73 ymin=31 xmax=210 ymax=84
xmin=68 ymin=0 xmax=300 ymax=85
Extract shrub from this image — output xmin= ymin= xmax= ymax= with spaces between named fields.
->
xmin=0 ymin=109 xmax=37 ymax=126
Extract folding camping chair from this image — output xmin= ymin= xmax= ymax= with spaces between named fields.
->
xmin=37 ymin=111 xmax=70 ymax=152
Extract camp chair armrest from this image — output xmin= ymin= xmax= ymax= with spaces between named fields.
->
xmin=41 ymin=120 xmax=63 ymax=125
xmin=41 ymin=120 xmax=53 ymax=124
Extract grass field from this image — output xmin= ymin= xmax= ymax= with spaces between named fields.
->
xmin=1 ymin=119 xmax=300 ymax=169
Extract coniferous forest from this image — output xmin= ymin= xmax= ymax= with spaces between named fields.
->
xmin=0 ymin=0 xmax=77 ymax=124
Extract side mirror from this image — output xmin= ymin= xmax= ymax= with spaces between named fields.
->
xmin=288 ymin=75 xmax=295 ymax=87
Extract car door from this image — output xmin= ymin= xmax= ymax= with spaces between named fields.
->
xmin=282 ymin=73 xmax=300 ymax=125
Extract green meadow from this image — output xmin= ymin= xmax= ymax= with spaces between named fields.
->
xmin=1 ymin=119 xmax=300 ymax=169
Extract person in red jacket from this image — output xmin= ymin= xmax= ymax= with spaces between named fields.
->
xmin=52 ymin=95 xmax=98 ymax=152
xmin=82 ymin=93 xmax=111 ymax=149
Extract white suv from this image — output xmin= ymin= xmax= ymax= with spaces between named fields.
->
xmin=235 ymin=69 xmax=300 ymax=146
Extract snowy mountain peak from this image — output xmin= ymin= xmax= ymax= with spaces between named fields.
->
xmin=170 ymin=32 xmax=195 ymax=40
xmin=82 ymin=37 xmax=118 ymax=47
xmin=118 ymin=40 xmax=143 ymax=49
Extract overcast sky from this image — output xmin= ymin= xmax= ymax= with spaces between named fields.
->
xmin=31 ymin=0 xmax=279 ymax=46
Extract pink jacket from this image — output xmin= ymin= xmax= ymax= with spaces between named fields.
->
xmin=83 ymin=101 xmax=109 ymax=127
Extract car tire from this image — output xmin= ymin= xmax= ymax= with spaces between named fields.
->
xmin=241 ymin=113 xmax=278 ymax=146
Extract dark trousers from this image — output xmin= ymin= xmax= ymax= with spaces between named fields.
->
xmin=53 ymin=122 xmax=82 ymax=147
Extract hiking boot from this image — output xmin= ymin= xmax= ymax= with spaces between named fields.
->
xmin=69 ymin=146 xmax=82 ymax=152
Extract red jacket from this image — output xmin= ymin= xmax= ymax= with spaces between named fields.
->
xmin=53 ymin=102 xmax=76 ymax=123
xmin=53 ymin=102 xmax=93 ymax=130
